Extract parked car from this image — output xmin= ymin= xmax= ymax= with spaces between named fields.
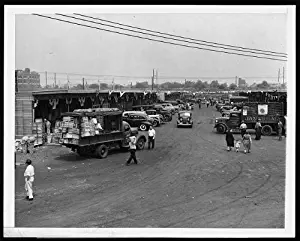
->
xmin=122 ymin=112 xmax=154 ymax=131
xmin=177 ymin=111 xmax=193 ymax=128
xmin=152 ymin=104 xmax=172 ymax=122
xmin=162 ymin=101 xmax=180 ymax=113
xmin=123 ymin=110 xmax=160 ymax=127
xmin=161 ymin=103 xmax=176 ymax=115
xmin=145 ymin=109 xmax=164 ymax=125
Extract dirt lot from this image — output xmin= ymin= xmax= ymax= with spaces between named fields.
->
xmin=15 ymin=106 xmax=286 ymax=228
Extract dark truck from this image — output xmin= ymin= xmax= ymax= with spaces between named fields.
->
xmin=214 ymin=102 xmax=286 ymax=136
xmin=58 ymin=108 xmax=147 ymax=159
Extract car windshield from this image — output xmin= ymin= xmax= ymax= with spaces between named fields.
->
xmin=180 ymin=112 xmax=191 ymax=117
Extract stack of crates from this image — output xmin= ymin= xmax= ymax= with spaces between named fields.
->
xmin=32 ymin=118 xmax=44 ymax=146
xmin=60 ymin=116 xmax=80 ymax=144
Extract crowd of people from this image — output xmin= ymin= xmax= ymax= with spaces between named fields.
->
xmin=225 ymin=118 xmax=286 ymax=154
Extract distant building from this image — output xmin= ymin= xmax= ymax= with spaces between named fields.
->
xmin=16 ymin=68 xmax=40 ymax=91
xmin=238 ymin=78 xmax=247 ymax=88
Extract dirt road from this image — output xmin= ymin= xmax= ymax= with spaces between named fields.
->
xmin=15 ymin=106 xmax=286 ymax=228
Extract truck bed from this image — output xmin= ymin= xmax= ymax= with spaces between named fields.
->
xmin=62 ymin=131 xmax=124 ymax=148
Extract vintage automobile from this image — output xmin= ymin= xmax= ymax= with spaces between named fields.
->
xmin=122 ymin=112 xmax=154 ymax=131
xmin=177 ymin=111 xmax=193 ymax=128
xmin=152 ymin=104 xmax=172 ymax=122
xmin=162 ymin=101 xmax=180 ymax=113
xmin=145 ymin=109 xmax=164 ymax=125
xmin=123 ymin=110 xmax=161 ymax=127
xmin=161 ymin=103 xmax=176 ymax=115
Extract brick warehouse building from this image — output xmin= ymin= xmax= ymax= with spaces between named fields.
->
xmin=15 ymin=68 xmax=41 ymax=91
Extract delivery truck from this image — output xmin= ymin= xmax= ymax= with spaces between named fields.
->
xmin=214 ymin=102 xmax=286 ymax=136
xmin=55 ymin=108 xmax=147 ymax=158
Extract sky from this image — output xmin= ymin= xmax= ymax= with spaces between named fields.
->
xmin=15 ymin=11 xmax=287 ymax=86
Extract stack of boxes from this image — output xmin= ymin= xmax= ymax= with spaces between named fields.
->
xmin=32 ymin=118 xmax=44 ymax=146
xmin=58 ymin=116 xmax=80 ymax=144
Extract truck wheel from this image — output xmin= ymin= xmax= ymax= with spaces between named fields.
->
xmin=168 ymin=116 xmax=172 ymax=122
xmin=139 ymin=124 xmax=147 ymax=131
xmin=216 ymin=124 xmax=226 ymax=134
xmin=96 ymin=144 xmax=109 ymax=159
xmin=261 ymin=125 xmax=273 ymax=136
xmin=136 ymin=137 xmax=145 ymax=150
xmin=152 ymin=120 xmax=158 ymax=127
xmin=163 ymin=116 xmax=169 ymax=122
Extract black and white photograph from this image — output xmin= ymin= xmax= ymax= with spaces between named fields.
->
xmin=4 ymin=5 xmax=295 ymax=237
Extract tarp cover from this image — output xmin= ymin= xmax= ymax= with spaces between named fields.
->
xmin=61 ymin=108 xmax=122 ymax=117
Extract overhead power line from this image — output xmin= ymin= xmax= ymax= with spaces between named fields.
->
xmin=32 ymin=14 xmax=287 ymax=62
xmin=58 ymin=13 xmax=286 ymax=59
xmin=74 ymin=13 xmax=287 ymax=57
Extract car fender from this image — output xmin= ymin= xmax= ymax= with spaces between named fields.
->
xmin=141 ymin=121 xmax=152 ymax=126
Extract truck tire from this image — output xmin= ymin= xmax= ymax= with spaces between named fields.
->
xmin=261 ymin=125 xmax=273 ymax=136
xmin=139 ymin=124 xmax=147 ymax=131
xmin=152 ymin=120 xmax=158 ymax=127
xmin=96 ymin=144 xmax=109 ymax=159
xmin=216 ymin=124 xmax=227 ymax=134
xmin=168 ymin=115 xmax=172 ymax=122
xmin=136 ymin=137 xmax=146 ymax=150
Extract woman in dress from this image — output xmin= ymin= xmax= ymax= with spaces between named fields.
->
xmin=242 ymin=131 xmax=252 ymax=153
xmin=254 ymin=119 xmax=262 ymax=140
xmin=225 ymin=129 xmax=235 ymax=151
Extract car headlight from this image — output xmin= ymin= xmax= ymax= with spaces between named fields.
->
xmin=180 ymin=118 xmax=183 ymax=122
xmin=215 ymin=119 xmax=219 ymax=123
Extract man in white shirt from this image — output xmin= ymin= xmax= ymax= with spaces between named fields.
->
xmin=148 ymin=126 xmax=156 ymax=149
xmin=240 ymin=121 xmax=247 ymax=137
xmin=126 ymin=133 xmax=138 ymax=166
xmin=24 ymin=159 xmax=35 ymax=201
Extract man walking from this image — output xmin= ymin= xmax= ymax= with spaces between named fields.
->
xmin=240 ymin=121 xmax=247 ymax=138
xmin=206 ymin=100 xmax=209 ymax=108
xmin=148 ymin=126 xmax=156 ymax=149
xmin=126 ymin=133 xmax=138 ymax=166
xmin=24 ymin=159 xmax=35 ymax=201
xmin=198 ymin=100 xmax=201 ymax=109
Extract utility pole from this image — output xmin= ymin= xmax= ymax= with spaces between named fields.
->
xmin=54 ymin=73 xmax=56 ymax=88
xmin=278 ymin=68 xmax=280 ymax=83
xmin=45 ymin=71 xmax=48 ymax=87
xmin=282 ymin=67 xmax=285 ymax=84
xmin=156 ymin=69 xmax=158 ymax=91
xmin=152 ymin=69 xmax=155 ymax=91
xmin=82 ymin=78 xmax=85 ymax=90
xmin=235 ymin=76 xmax=238 ymax=86
xmin=112 ymin=78 xmax=115 ymax=90
xmin=98 ymin=79 xmax=100 ymax=90
xmin=67 ymin=75 xmax=69 ymax=89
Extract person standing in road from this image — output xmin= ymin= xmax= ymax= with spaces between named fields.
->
xmin=254 ymin=119 xmax=262 ymax=140
xmin=198 ymin=100 xmax=201 ymax=109
xmin=126 ymin=133 xmax=138 ymax=166
xmin=24 ymin=159 xmax=35 ymax=201
xmin=278 ymin=119 xmax=283 ymax=141
xmin=148 ymin=125 xmax=156 ymax=149
xmin=44 ymin=118 xmax=51 ymax=134
xmin=240 ymin=121 xmax=247 ymax=137
xmin=242 ymin=131 xmax=252 ymax=153
xmin=225 ymin=129 xmax=235 ymax=151
xmin=206 ymin=100 xmax=209 ymax=108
